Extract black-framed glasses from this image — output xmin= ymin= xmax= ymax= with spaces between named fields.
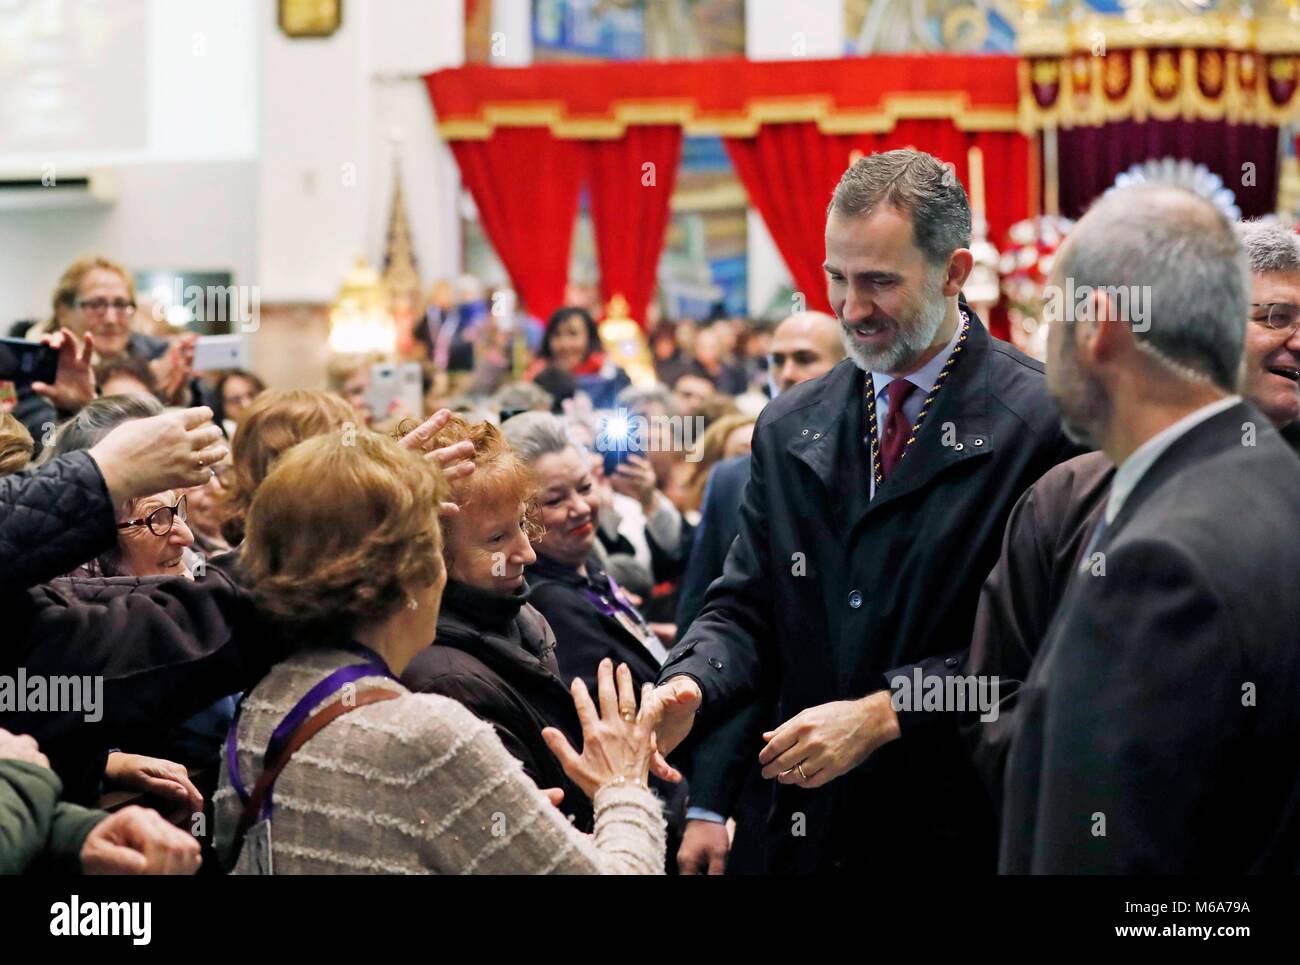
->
xmin=1249 ymin=303 xmax=1300 ymax=335
xmin=74 ymin=298 xmax=136 ymax=318
xmin=117 ymin=495 xmax=187 ymax=537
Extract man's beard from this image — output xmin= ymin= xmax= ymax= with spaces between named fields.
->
xmin=840 ymin=274 xmax=948 ymax=375
xmin=1051 ymin=340 xmax=1110 ymax=448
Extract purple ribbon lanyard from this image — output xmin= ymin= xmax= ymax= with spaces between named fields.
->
xmin=226 ymin=647 xmax=394 ymax=819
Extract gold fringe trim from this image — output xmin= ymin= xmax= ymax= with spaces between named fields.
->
xmin=437 ymin=94 xmax=1020 ymax=141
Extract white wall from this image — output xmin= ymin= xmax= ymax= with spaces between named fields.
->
xmin=0 ymin=0 xmax=259 ymax=326
xmin=366 ymin=0 xmax=465 ymax=294
xmin=0 ymin=0 xmax=467 ymax=325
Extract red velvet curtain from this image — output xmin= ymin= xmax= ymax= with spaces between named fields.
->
xmin=586 ymin=126 xmax=683 ymax=325
xmin=450 ymin=128 xmax=585 ymax=319
xmin=723 ymin=124 xmax=844 ymax=313
xmin=724 ymin=122 xmax=1030 ymax=317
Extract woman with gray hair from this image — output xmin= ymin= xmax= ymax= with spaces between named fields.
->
xmin=502 ymin=411 xmax=672 ymax=696
xmin=49 ymin=393 xmax=212 ymax=826
xmin=502 ymin=412 xmax=689 ymax=862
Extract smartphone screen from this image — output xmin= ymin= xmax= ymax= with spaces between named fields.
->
xmin=0 ymin=338 xmax=58 ymax=385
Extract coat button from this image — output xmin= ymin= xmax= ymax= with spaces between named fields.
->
xmin=708 ymin=657 xmax=723 ymax=670
xmin=848 ymin=590 xmax=863 ymax=609
xmin=945 ymin=656 xmax=959 ymax=668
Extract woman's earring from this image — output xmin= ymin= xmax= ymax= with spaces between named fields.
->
xmin=407 ymin=596 xmax=419 ymax=611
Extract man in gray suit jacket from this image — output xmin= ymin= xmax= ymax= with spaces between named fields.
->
xmin=1002 ymin=184 xmax=1300 ymax=872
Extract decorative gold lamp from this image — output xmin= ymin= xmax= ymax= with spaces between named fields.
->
xmin=328 ymin=256 xmax=396 ymax=355
xmin=598 ymin=294 xmax=657 ymax=388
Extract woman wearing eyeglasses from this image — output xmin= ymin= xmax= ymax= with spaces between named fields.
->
xmin=51 ymin=394 xmax=223 ymax=822
xmin=15 ymin=257 xmax=210 ymax=452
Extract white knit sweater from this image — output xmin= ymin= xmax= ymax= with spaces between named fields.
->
xmin=213 ymin=647 xmax=665 ymax=874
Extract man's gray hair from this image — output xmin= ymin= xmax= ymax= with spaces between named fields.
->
xmin=1059 ymin=184 xmax=1247 ymax=392
xmin=827 ymin=149 xmax=972 ymax=267
xmin=501 ymin=410 xmax=579 ymax=465
xmin=615 ymin=385 xmax=672 ymax=412
xmin=1235 ymin=219 xmax=1300 ymax=275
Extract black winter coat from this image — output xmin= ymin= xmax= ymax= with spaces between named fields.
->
xmin=660 ymin=311 xmax=1078 ymax=873
xmin=400 ymin=579 xmax=593 ymax=832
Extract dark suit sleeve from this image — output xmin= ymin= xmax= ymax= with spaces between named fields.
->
xmin=961 ymin=480 xmax=1059 ymax=800
xmin=7 ymin=568 xmax=259 ymax=751
xmin=882 ymin=443 xmax=1091 ymax=740
xmin=1028 ymin=539 xmax=1244 ymax=873
xmin=674 ymin=463 xmax=735 ymax=634
xmin=683 ymin=698 xmax=770 ymax=817
xmin=879 ymin=480 xmax=1055 ymax=739
xmin=658 ymin=427 xmax=775 ymax=723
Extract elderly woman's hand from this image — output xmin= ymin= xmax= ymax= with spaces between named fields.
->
xmin=32 ymin=330 xmax=95 ymax=413
xmin=150 ymin=333 xmax=197 ymax=405
xmin=542 ymin=659 xmax=666 ymax=800
xmin=398 ymin=407 xmax=476 ymax=516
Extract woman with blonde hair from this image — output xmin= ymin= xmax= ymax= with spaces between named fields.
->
xmin=680 ymin=412 xmax=756 ymax=515
xmin=15 ymin=256 xmax=207 ymax=449
xmin=217 ymin=389 xmax=355 ymax=546
xmin=214 ymin=429 xmax=668 ymax=874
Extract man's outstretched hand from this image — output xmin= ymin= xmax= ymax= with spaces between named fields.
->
xmin=650 ymin=676 xmax=702 ymax=757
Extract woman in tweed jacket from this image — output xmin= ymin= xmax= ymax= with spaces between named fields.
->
xmin=214 ymin=430 xmax=669 ymax=874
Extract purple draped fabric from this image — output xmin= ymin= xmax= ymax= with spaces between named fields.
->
xmin=1057 ymin=120 xmax=1278 ymax=220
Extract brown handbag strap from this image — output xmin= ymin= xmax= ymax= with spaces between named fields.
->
xmin=233 ymin=686 xmax=400 ymax=852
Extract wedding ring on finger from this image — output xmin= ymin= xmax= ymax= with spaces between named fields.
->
xmin=621 ymin=710 xmax=635 ymax=723
xmin=796 ymin=762 xmax=809 ymax=782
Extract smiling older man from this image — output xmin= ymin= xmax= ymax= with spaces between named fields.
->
xmin=998 ymin=187 xmax=1300 ymax=872
xmin=650 ymin=149 xmax=1079 ymax=874
xmin=966 ymin=218 xmax=1300 ymax=816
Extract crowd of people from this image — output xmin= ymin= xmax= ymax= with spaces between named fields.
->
xmin=2 ymin=147 xmax=1299 ymax=876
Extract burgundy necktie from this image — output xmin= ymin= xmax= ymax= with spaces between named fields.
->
xmin=878 ymin=379 xmax=917 ymax=479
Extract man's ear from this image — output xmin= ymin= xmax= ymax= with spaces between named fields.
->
xmin=1083 ymin=289 xmax=1133 ymax=365
xmin=943 ymin=249 xmax=974 ymax=296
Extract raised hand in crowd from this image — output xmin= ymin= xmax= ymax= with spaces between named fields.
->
xmin=103 ymin=752 xmax=205 ymax=824
xmin=31 ymin=329 xmax=96 ymax=413
xmin=150 ymin=332 xmax=197 ymax=405
xmin=88 ymin=405 xmax=227 ymax=506
xmin=398 ymin=407 xmax=476 ymax=514
xmin=80 ymin=806 xmax=202 ymax=875
xmin=542 ymin=659 xmax=666 ymax=799
xmin=610 ymin=453 xmax=661 ymax=513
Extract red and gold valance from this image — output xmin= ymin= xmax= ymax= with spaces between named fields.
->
xmin=1019 ymin=12 xmax=1300 ymax=128
xmin=426 ymin=55 xmax=1022 ymax=140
